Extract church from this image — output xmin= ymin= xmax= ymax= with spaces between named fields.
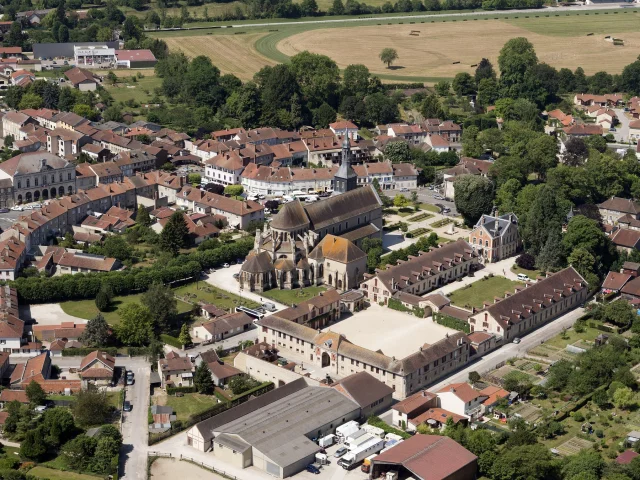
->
xmin=239 ymin=138 xmax=384 ymax=293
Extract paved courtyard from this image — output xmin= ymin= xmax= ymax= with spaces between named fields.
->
xmin=323 ymin=303 xmax=456 ymax=359
xmin=22 ymin=303 xmax=88 ymax=325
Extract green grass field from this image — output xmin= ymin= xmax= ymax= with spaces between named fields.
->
xmin=28 ymin=467 xmax=102 ymax=480
xmin=104 ymin=75 xmax=163 ymax=104
xmin=262 ymin=285 xmax=327 ymax=306
xmin=59 ymin=292 xmax=192 ymax=326
xmin=173 ymin=282 xmax=260 ymax=311
xmin=165 ymin=393 xmax=219 ymax=422
xmin=449 ymin=276 xmax=523 ymax=309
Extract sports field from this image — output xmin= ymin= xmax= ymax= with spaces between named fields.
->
xmin=154 ymin=8 xmax=640 ymax=82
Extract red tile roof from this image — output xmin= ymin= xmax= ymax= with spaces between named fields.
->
xmin=602 ymin=271 xmax=632 ymax=291
xmin=438 ymin=382 xmax=482 ymax=403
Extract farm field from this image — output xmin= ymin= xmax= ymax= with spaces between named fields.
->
xmin=156 ymin=8 xmax=640 ymax=82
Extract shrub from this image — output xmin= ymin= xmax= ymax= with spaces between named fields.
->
xmin=160 ymin=334 xmax=182 ymax=349
xmin=433 ymin=313 xmax=470 ymax=333
xmin=595 ymin=429 xmax=604 ymax=438
xmin=572 ymin=412 xmax=585 ymax=422
xmin=166 ymin=386 xmax=196 ymax=395
xmin=515 ymin=253 xmax=536 ymax=270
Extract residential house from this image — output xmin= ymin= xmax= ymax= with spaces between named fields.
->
xmin=360 ymin=240 xmax=478 ymax=305
xmin=75 ymin=161 xmax=123 ymax=189
xmin=191 ymin=312 xmax=252 ymax=342
xmin=10 ymin=351 xmax=51 ymax=388
xmin=11 ymin=70 xmax=35 ymax=87
xmin=573 ymin=93 xmax=624 ymax=107
xmin=0 ymin=389 xmax=28 ymax=408
xmin=3 ymin=112 xmax=34 ymax=140
xmin=53 ymin=111 xmax=90 ymax=131
xmin=0 ymin=237 xmax=27 ymax=280
xmin=630 ymin=120 xmax=640 ymax=143
xmin=595 ymin=109 xmax=617 ymax=130
xmin=611 ymin=228 xmax=640 ymax=254
xmin=387 ymin=123 xmax=426 ymax=145
xmin=392 ymin=163 xmax=420 ymax=190
xmin=330 ymin=371 xmax=394 ymax=419
xmin=55 ymin=252 xmax=120 ymax=275
xmin=547 ymin=109 xmax=574 ymax=128
xmin=265 ymin=141 xmax=308 ymax=166
xmin=467 ymin=331 xmax=497 ymax=357
xmin=442 ymin=157 xmax=492 ymax=200
xmin=115 ymin=150 xmax=157 ymax=177
xmin=199 ymin=304 xmax=228 ymax=320
xmin=563 ymin=124 xmax=603 ymax=137
xmin=198 ymin=349 xmax=243 ymax=386
xmin=80 ymin=143 xmax=111 ymax=163
xmin=47 ymin=128 xmax=90 ymax=158
xmin=32 ymin=321 xmax=86 ymax=343
xmin=64 ymin=67 xmax=99 ymax=91
xmin=204 ymin=151 xmax=245 ymax=187
xmin=598 ymin=197 xmax=640 ymax=226
xmin=468 ymin=212 xmax=520 ymax=263
xmin=79 ymin=350 xmax=115 ymax=385
xmin=158 ymin=351 xmax=194 ymax=389
xmin=468 ymin=266 xmax=588 ymax=342
xmin=391 ymin=390 xmax=438 ymax=429
xmin=241 ymin=164 xmax=337 ymax=196
xmin=352 ymin=161 xmax=394 ymax=190
xmin=329 ymin=120 xmax=359 ymax=140
xmin=479 ymin=385 xmax=510 ymax=415
xmin=437 ymin=383 xmax=486 ymax=421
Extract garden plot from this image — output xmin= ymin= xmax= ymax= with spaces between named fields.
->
xmin=555 ymin=437 xmax=594 ymax=456
xmin=511 ymin=403 xmax=543 ymax=425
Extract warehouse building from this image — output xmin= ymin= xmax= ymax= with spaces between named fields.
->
xmin=186 ymin=378 xmax=360 ymax=478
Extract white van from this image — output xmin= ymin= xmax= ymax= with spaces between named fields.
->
xmin=517 ymin=273 xmax=530 ymax=282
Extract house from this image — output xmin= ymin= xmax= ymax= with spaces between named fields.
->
xmin=442 ymin=157 xmax=493 ymax=199
xmin=240 ymin=164 xmax=337 ymax=197
xmin=0 ymin=237 xmax=27 ymax=280
xmin=55 ymin=252 xmax=120 ymax=275
xmin=547 ymin=109 xmax=574 ymax=128
xmin=191 ymin=312 xmax=252 ymax=342
xmin=437 ymin=382 xmax=486 ymax=420
xmin=3 ymin=112 xmax=35 ymax=140
xmin=11 ymin=70 xmax=35 ymax=87
xmin=47 ymin=128 xmax=91 ymax=158
xmin=158 ymin=351 xmax=194 ymax=388
xmin=467 ymin=331 xmax=497 ymax=357
xmin=198 ymin=349 xmax=243 ymax=386
xmin=330 ymin=371 xmax=394 ymax=419
xmin=352 ymin=161 xmax=394 ymax=190
xmin=598 ymin=197 xmax=640 ymax=225
xmin=10 ymin=351 xmax=51 ymax=388
xmin=595 ymin=109 xmax=616 ymax=130
xmin=360 ymin=240 xmax=478 ymax=305
xmin=115 ymin=150 xmax=157 ymax=177
xmin=150 ymin=405 xmax=176 ymax=431
xmin=0 ymin=389 xmax=28 ymax=407
xmin=329 ymin=120 xmax=359 ymax=140
xmin=630 ymin=120 xmax=640 ymax=143
xmin=32 ymin=321 xmax=86 ymax=343
xmin=408 ymin=407 xmax=468 ymax=430
xmin=64 ymin=67 xmax=99 ymax=91
xmin=391 ymin=390 xmax=438 ymax=429
xmin=270 ymin=289 xmax=341 ymax=328
xmin=392 ymin=163 xmax=420 ymax=190
xmin=468 ymin=267 xmax=588 ymax=342
xmin=468 ymin=212 xmax=520 ymax=263
xmin=479 ymin=385 xmax=510 ymax=414
xmin=602 ymin=271 xmax=633 ymax=295
xmin=424 ymin=133 xmax=450 ymax=153
xmin=622 ymin=261 xmax=640 ymax=277
xmin=370 ymin=435 xmax=477 ymax=480
xmin=387 ymin=123 xmax=425 ymax=145
xmin=563 ymin=124 xmax=603 ymax=137
xmin=199 ymin=304 xmax=228 ymax=320
xmin=79 ymin=350 xmax=115 ymax=385
xmin=611 ymin=228 xmax=640 ymax=254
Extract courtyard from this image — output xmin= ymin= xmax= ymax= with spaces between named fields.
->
xmin=323 ymin=303 xmax=457 ymax=359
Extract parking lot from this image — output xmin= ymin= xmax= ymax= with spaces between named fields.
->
xmin=323 ymin=303 xmax=456 ymax=359
xmin=0 ymin=208 xmax=30 ymax=232
xmin=291 ymin=441 xmax=368 ymax=480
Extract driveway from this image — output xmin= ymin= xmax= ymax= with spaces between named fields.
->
xmin=20 ymin=304 xmax=87 ymax=326
xmin=120 ymin=364 xmax=151 ymax=480
xmin=613 ymin=108 xmax=631 ymax=143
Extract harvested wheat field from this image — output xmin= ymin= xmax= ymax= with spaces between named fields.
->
xmin=164 ymin=32 xmax=277 ymax=80
xmin=278 ymin=20 xmax=640 ymax=78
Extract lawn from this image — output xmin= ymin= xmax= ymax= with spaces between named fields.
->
xmin=262 ymin=285 xmax=327 ymax=306
xmin=511 ymin=264 xmax=543 ymax=280
xmin=103 ymin=74 xmax=163 ymax=105
xmin=449 ymin=276 xmax=523 ymax=310
xmin=418 ymin=203 xmax=441 ymax=213
xmin=59 ymin=292 xmax=192 ymax=326
xmin=173 ymin=282 xmax=259 ymax=312
xmin=165 ymin=393 xmax=219 ymax=422
xmin=542 ymin=324 xmax=606 ymax=350
xmin=28 ymin=466 xmax=103 ymax=480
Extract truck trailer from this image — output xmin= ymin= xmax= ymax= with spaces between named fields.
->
xmin=338 ymin=437 xmax=385 ymax=470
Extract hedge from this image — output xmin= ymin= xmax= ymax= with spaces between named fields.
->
xmin=160 ymin=334 xmax=182 ymax=349
xmin=62 ymin=347 xmax=118 ymax=357
xmin=388 ymin=298 xmax=424 ymax=318
xmin=11 ymin=237 xmax=254 ymax=304
xmin=368 ymin=415 xmax=410 ymax=439
xmin=434 ymin=313 xmax=471 ymax=333
xmin=149 ymin=382 xmax=274 ymax=445
xmin=167 ymin=386 xmax=196 ymax=395
xmin=405 ymin=228 xmax=430 ymax=238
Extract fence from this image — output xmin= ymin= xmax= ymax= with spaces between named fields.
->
xmin=180 ymin=455 xmax=241 ymax=480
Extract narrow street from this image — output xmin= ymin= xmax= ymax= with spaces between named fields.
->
xmin=119 ymin=364 xmax=151 ymax=480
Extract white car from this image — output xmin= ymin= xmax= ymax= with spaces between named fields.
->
xmin=223 ymin=263 xmax=230 ymax=268
xmin=513 ymin=337 xmax=521 ymax=344
xmin=434 ymin=195 xmax=443 ymax=200
xmin=10 ymin=206 xmax=23 ymax=211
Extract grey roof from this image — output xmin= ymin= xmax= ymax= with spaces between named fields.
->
xmin=333 ymin=371 xmax=393 ymax=408
xmin=214 ymin=433 xmax=251 ymax=453
xmin=33 ymin=42 xmax=119 ymax=59
xmin=474 ymin=213 xmax=518 ymax=239
xmin=211 ymin=383 xmax=359 ymax=467
xmin=150 ymin=371 xmax=161 ymax=384
xmin=305 ymin=185 xmax=382 ymax=230
xmin=0 ymin=152 xmax=70 ymax=177
xmin=151 ymin=405 xmax=174 ymax=415
xmin=340 ymin=223 xmax=380 ymax=243
xmin=128 ymin=121 xmax=162 ymax=132
xmin=270 ymin=199 xmax=310 ymax=231
xmin=93 ymin=121 xmax=128 ymax=131
xmin=241 ymin=251 xmax=274 ymax=274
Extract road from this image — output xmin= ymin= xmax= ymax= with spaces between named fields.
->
xmin=119 ymin=363 xmax=151 ymax=480
xmin=613 ymin=108 xmax=631 ymax=143
xmin=429 ymin=306 xmax=585 ymax=392
xmin=153 ymin=3 xmax=640 ymax=32
xmin=415 ymin=187 xmax=457 ymax=215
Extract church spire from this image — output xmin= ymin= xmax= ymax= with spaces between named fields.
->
xmin=333 ymin=134 xmax=357 ymax=195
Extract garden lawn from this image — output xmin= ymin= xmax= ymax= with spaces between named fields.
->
xmin=165 ymin=393 xmax=219 ymax=422
xmin=28 ymin=466 xmax=102 ymax=480
xmin=103 ymin=75 xmax=163 ymax=104
xmin=543 ymin=324 xmax=607 ymax=349
xmin=418 ymin=203 xmax=441 ymax=213
xmin=173 ymin=282 xmax=259 ymax=311
xmin=59 ymin=292 xmax=192 ymax=326
xmin=511 ymin=264 xmax=544 ymax=279
xmin=262 ymin=285 xmax=327 ymax=306
xmin=449 ymin=276 xmax=523 ymax=310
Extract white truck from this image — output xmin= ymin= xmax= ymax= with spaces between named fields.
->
xmin=336 ymin=421 xmax=359 ymax=441
xmin=338 ymin=437 xmax=385 ymax=470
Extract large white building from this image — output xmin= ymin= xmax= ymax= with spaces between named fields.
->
xmin=73 ymin=45 xmax=116 ymax=67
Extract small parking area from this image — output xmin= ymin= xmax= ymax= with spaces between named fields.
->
xmin=290 ymin=442 xmax=366 ymax=480
xmin=323 ymin=303 xmax=456 ymax=359
xmin=0 ymin=209 xmax=27 ymax=232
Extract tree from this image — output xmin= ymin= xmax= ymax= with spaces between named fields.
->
xmin=178 ymin=323 xmax=192 ymax=348
xmin=194 ymin=361 xmax=214 ymax=394
xmin=434 ymin=81 xmax=450 ymax=96
xmin=141 ymin=282 xmax=178 ymax=332
xmin=393 ymin=194 xmax=409 ymax=207
xmin=622 ymin=60 xmax=640 ymax=96
xmin=312 ymin=103 xmax=337 ymax=128
xmin=103 ymin=105 xmax=123 ymax=123
xmin=452 ymin=72 xmax=475 ymax=96
xmin=420 ymin=94 xmax=445 ymax=120
xmin=101 ymin=235 xmax=133 ymax=261
xmin=329 ymin=0 xmax=345 ymax=14
xmin=379 ymin=48 xmax=399 ymax=69
xmin=614 ymin=386 xmax=635 ymax=410
xmin=453 ymin=175 xmax=494 ymax=226
xmin=468 ymin=371 xmax=481 ymax=383
xmin=62 ymin=435 xmax=97 ymax=471
xmin=385 ymin=142 xmax=412 ymax=163
xmin=516 ymin=253 xmax=536 ymax=270
xmin=289 ymin=52 xmax=340 ymax=109
xmin=93 ymin=436 xmax=120 ymax=474
xmin=95 ymin=289 xmax=110 ymax=312
xmin=116 ymin=304 xmax=154 ymax=346
xmin=224 ymin=185 xmax=244 ymax=197
xmin=477 ymin=78 xmax=499 ymax=107
xmin=229 ymin=376 xmax=258 ymax=395
xmin=490 ymin=444 xmax=558 ymax=480
xmin=26 ymin=380 xmax=46 ymax=406
xmin=498 ymin=37 xmax=538 ymax=97
xmin=137 ymin=204 xmax=151 ymax=227
xmin=342 ymin=64 xmax=374 ymax=98
xmin=18 ymin=93 xmax=43 ymax=110
xmin=20 ymin=427 xmax=47 ymax=460
xmin=42 ymin=407 xmax=75 ymax=448
xmin=160 ymin=211 xmax=189 ymax=255
xmin=602 ymin=299 xmax=636 ymax=328
xmin=475 ymin=57 xmax=496 ymax=84
xmin=562 ymin=450 xmax=606 ymax=480
xmin=563 ymin=137 xmax=589 ymax=166
xmin=73 ymin=386 xmax=113 ymax=426
xmin=563 ymin=215 xmax=616 ymax=276
xmin=81 ymin=313 xmax=110 ymax=347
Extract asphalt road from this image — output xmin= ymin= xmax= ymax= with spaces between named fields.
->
xmin=415 ymin=187 xmax=458 ymax=215
xmin=119 ymin=363 xmax=151 ymax=480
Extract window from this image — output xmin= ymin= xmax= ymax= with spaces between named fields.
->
xmin=26 ymin=179 xmax=30 ymax=188
xmin=68 ymin=173 xmax=72 ymax=180
xmin=34 ymin=178 xmax=38 ymax=186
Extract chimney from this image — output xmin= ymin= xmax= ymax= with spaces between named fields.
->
xmin=422 ymin=391 xmax=427 ymax=397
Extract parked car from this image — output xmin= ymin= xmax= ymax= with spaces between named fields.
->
xmin=262 ymin=302 xmax=277 ymax=312
xmin=306 ymin=465 xmax=320 ymax=474
xmin=0 ymin=208 xmax=9 ymax=213
xmin=434 ymin=194 xmax=443 ymax=200
xmin=10 ymin=206 xmax=23 ymax=211
xmin=516 ymin=273 xmax=530 ymax=282
xmin=126 ymin=370 xmax=134 ymax=380
xmin=513 ymin=337 xmax=521 ymax=344
xmin=126 ymin=377 xmax=135 ymax=385
xmin=123 ymin=401 xmax=132 ymax=412
xmin=334 ymin=447 xmax=347 ymax=458
xmin=223 ymin=263 xmax=230 ymax=268
xmin=35 ymin=405 xmax=49 ymax=413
